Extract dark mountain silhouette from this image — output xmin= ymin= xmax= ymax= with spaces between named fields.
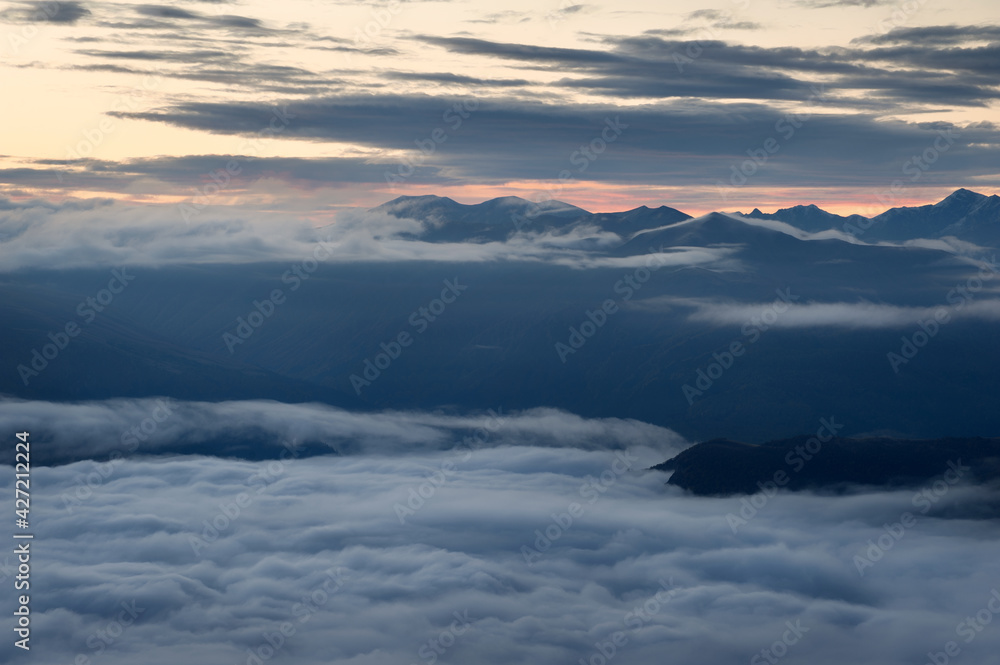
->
xmin=378 ymin=189 xmax=998 ymax=247
xmin=866 ymin=188 xmax=1000 ymax=244
xmin=374 ymin=195 xmax=691 ymax=242
xmin=373 ymin=195 xmax=591 ymax=242
xmin=737 ymin=204 xmax=867 ymax=234
xmin=653 ymin=436 xmax=1000 ymax=495
xmin=738 ymin=188 xmax=1000 ymax=246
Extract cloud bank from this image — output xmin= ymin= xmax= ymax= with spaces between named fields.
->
xmin=3 ymin=404 xmax=998 ymax=665
xmin=0 ymin=197 xmax=742 ymax=271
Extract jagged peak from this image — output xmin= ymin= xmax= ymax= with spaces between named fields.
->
xmin=936 ymin=188 xmax=986 ymax=206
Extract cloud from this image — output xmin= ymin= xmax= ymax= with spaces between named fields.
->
xmin=644 ymin=297 xmax=1000 ymax=328
xmin=418 ymin=31 xmax=1000 ymax=106
xmin=74 ymin=47 xmax=234 ymax=61
xmin=0 ymin=397 xmax=688 ymax=464
xmin=99 ymin=93 xmax=1000 ymax=190
xmin=135 ymin=4 xmax=201 ymax=20
xmin=7 ymin=27 xmax=1000 ymax=199
xmin=0 ymin=196 xmax=746 ymax=270
xmin=4 ymin=400 xmax=999 ymax=664
xmin=854 ymin=25 xmax=1000 ymax=46
xmin=0 ymin=1 xmax=91 ymax=24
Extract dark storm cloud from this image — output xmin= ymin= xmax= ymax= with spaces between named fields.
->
xmin=135 ymin=4 xmax=200 ymax=19
xmin=0 ymin=0 xmax=91 ymax=24
xmin=107 ymin=93 xmax=1000 ymax=189
xmin=117 ymin=3 xmax=268 ymax=31
xmin=419 ymin=32 xmax=1000 ymax=106
xmin=3 ymin=397 xmax=999 ymax=665
xmin=855 ymin=24 xmax=1000 ymax=45
xmin=865 ymin=44 xmax=1000 ymax=77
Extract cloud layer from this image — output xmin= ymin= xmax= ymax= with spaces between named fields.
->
xmin=672 ymin=298 xmax=1000 ymax=328
xmin=0 ymin=197 xmax=742 ymax=270
xmin=4 ymin=399 xmax=999 ymax=665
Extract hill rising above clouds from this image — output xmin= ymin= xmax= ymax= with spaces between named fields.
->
xmin=653 ymin=435 xmax=1000 ymax=497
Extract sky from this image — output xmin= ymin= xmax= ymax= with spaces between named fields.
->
xmin=0 ymin=0 xmax=998 ymax=216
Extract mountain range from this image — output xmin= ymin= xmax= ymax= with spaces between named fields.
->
xmin=374 ymin=188 xmax=1000 ymax=247
xmin=3 ymin=188 xmax=998 ymax=444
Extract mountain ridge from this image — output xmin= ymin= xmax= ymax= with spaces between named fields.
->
xmin=370 ymin=189 xmax=999 ymax=247
xmin=653 ymin=435 xmax=1000 ymax=496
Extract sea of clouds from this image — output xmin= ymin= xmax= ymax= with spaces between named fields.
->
xmin=3 ymin=398 xmax=999 ymax=665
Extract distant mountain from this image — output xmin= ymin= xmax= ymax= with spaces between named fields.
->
xmin=372 ymin=195 xmax=590 ymax=242
xmin=867 ymin=188 xmax=1000 ymax=244
xmin=653 ymin=436 xmax=1000 ymax=496
xmin=737 ymin=204 xmax=867 ymax=234
xmin=587 ymin=205 xmax=691 ymax=237
xmin=374 ymin=189 xmax=998 ymax=248
xmin=738 ymin=188 xmax=1000 ymax=246
xmin=371 ymin=195 xmax=690 ymax=243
